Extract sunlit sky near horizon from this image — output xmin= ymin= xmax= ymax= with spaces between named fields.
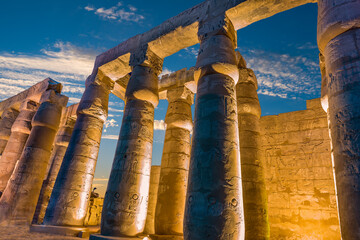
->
xmin=0 ymin=0 xmax=320 ymax=196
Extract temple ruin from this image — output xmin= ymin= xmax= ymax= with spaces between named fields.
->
xmin=0 ymin=0 xmax=359 ymax=239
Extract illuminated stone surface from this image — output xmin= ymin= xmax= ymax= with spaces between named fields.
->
xmin=44 ymin=75 xmax=114 ymax=226
xmin=184 ymin=15 xmax=244 ymax=240
xmin=144 ymin=166 xmax=161 ymax=235
xmin=100 ymin=48 xmax=162 ymax=237
xmin=155 ymin=86 xmax=193 ymax=236
xmin=0 ymin=108 xmax=19 ymax=155
xmin=235 ymin=53 xmax=269 ymax=240
xmin=0 ymin=100 xmax=38 ymax=193
xmin=261 ymin=99 xmax=340 ymax=239
xmin=32 ymin=104 xmax=78 ymax=224
xmin=84 ymin=197 xmax=104 ymax=227
xmin=317 ymin=0 xmax=360 ymax=239
xmin=0 ymin=88 xmax=68 ymax=225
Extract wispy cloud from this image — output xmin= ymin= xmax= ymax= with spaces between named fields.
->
xmin=84 ymin=2 xmax=144 ymax=23
xmin=103 ymin=118 xmax=119 ymax=132
xmin=159 ymin=67 xmax=173 ymax=78
xmin=154 ymin=120 xmax=166 ymax=131
xmin=0 ymin=41 xmax=97 ymax=102
xmin=238 ymin=47 xmax=321 ymax=99
xmin=102 ymin=134 xmax=119 ymax=140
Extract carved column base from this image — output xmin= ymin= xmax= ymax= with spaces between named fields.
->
xmin=90 ymin=234 xmax=149 ymax=240
xmin=30 ymin=224 xmax=100 ymax=238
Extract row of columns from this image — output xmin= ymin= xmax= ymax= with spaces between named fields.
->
xmin=0 ymin=85 xmax=68 ymax=225
xmin=0 ymin=1 xmax=357 ymax=240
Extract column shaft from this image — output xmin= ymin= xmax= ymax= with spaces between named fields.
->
xmin=184 ymin=16 xmax=244 ymax=240
xmin=0 ymin=108 xmax=19 ymax=155
xmin=0 ymin=100 xmax=38 ymax=193
xmin=144 ymin=165 xmax=161 ymax=235
xmin=0 ymin=90 xmax=67 ymax=225
xmin=318 ymin=1 xmax=360 ymax=239
xmin=155 ymin=86 xmax=193 ymax=236
xmin=32 ymin=116 xmax=76 ymax=224
xmin=43 ymin=76 xmax=113 ymax=226
xmin=101 ymin=57 xmax=161 ymax=236
xmin=236 ymin=61 xmax=269 ymax=239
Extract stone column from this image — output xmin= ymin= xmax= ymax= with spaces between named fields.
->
xmin=0 ymin=100 xmax=38 ymax=193
xmin=317 ymin=1 xmax=360 ymax=239
xmin=155 ymin=86 xmax=193 ymax=236
xmin=0 ymin=89 xmax=68 ymax=225
xmin=235 ymin=53 xmax=269 ymax=239
xmin=184 ymin=15 xmax=244 ymax=240
xmin=99 ymin=47 xmax=162 ymax=238
xmin=32 ymin=115 xmax=76 ymax=224
xmin=0 ymin=108 xmax=19 ymax=155
xmin=144 ymin=165 xmax=161 ymax=235
xmin=43 ymin=75 xmax=114 ymax=227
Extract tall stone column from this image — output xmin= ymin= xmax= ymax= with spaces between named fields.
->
xmin=144 ymin=165 xmax=161 ymax=235
xmin=43 ymin=75 xmax=114 ymax=227
xmin=0 ymin=89 xmax=68 ymax=225
xmin=32 ymin=115 xmax=76 ymax=224
xmin=184 ymin=15 xmax=244 ymax=240
xmin=0 ymin=108 xmax=19 ymax=155
xmin=317 ymin=1 xmax=360 ymax=239
xmin=155 ymin=86 xmax=193 ymax=237
xmin=235 ymin=53 xmax=269 ymax=239
xmin=0 ymin=100 xmax=38 ymax=193
xmin=98 ymin=47 xmax=162 ymax=238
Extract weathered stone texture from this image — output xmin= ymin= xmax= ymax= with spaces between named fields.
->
xmin=260 ymin=98 xmax=340 ymax=240
xmin=144 ymin=166 xmax=161 ymax=235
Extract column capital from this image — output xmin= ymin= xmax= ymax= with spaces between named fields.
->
xmin=19 ymin=99 xmax=39 ymax=111
xmin=195 ymin=15 xmax=238 ymax=83
xmin=40 ymin=90 xmax=68 ymax=107
xmin=129 ymin=45 xmax=163 ymax=76
xmin=198 ymin=14 xmax=237 ymax=46
xmin=167 ymin=85 xmax=194 ymax=104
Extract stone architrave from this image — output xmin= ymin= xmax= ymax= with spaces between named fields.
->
xmin=144 ymin=165 xmax=161 ymax=235
xmin=0 ymin=89 xmax=68 ymax=225
xmin=154 ymin=86 xmax=193 ymax=237
xmin=0 ymin=108 xmax=19 ymax=155
xmin=32 ymin=114 xmax=76 ymax=224
xmin=317 ymin=1 xmax=360 ymax=239
xmin=184 ymin=15 xmax=245 ymax=240
xmin=97 ymin=47 xmax=163 ymax=238
xmin=235 ymin=53 xmax=269 ymax=239
xmin=0 ymin=100 xmax=39 ymax=193
xmin=43 ymin=75 xmax=114 ymax=227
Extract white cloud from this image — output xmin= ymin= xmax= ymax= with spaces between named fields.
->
xmin=0 ymin=41 xmax=96 ymax=102
xmin=238 ymin=47 xmax=321 ymax=99
xmin=102 ymin=134 xmax=119 ymax=140
xmin=85 ymin=2 xmax=144 ymax=23
xmin=154 ymin=120 xmax=166 ymax=131
xmin=93 ymin=178 xmax=108 ymax=181
xmin=103 ymin=119 xmax=118 ymax=132
xmin=159 ymin=67 xmax=173 ymax=78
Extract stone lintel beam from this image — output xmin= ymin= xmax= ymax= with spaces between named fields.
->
xmin=0 ymin=78 xmax=61 ymax=115
xmin=91 ymin=0 xmax=316 ymax=94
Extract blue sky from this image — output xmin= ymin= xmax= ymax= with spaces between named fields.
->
xmin=0 ymin=1 xmax=320 ymax=196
